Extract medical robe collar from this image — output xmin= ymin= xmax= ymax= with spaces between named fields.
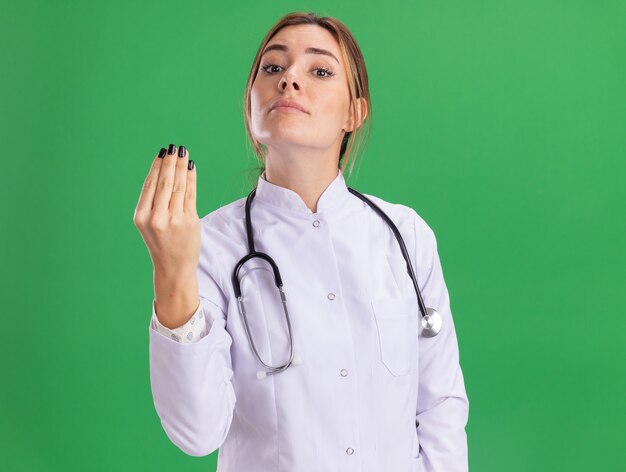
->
xmin=255 ymin=168 xmax=350 ymax=214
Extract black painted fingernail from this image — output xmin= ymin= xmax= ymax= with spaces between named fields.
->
xmin=178 ymin=145 xmax=186 ymax=157
xmin=188 ymin=159 xmax=194 ymax=170
xmin=158 ymin=148 xmax=166 ymax=158
xmin=167 ymin=144 xmax=176 ymax=155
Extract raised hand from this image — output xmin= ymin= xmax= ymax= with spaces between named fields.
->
xmin=134 ymin=144 xmax=201 ymax=329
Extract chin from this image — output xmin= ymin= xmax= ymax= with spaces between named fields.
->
xmin=260 ymin=127 xmax=312 ymax=145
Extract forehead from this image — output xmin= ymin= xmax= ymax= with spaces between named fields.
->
xmin=265 ymin=24 xmax=340 ymax=58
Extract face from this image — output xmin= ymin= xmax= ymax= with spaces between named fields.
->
xmin=250 ymin=24 xmax=361 ymax=156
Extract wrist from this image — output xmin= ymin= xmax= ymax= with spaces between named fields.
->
xmin=153 ymin=265 xmax=197 ymax=284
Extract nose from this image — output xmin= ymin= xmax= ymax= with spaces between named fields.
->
xmin=279 ymin=69 xmax=300 ymax=91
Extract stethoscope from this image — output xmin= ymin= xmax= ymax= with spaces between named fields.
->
xmin=232 ymin=186 xmax=443 ymax=380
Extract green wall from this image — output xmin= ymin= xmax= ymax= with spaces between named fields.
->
xmin=1 ymin=1 xmax=624 ymax=470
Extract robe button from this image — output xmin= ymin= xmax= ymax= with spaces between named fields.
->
xmin=327 ymin=293 xmax=336 ymax=300
xmin=340 ymin=369 xmax=348 ymax=377
xmin=312 ymin=220 xmax=320 ymax=227
xmin=346 ymin=447 xmax=354 ymax=455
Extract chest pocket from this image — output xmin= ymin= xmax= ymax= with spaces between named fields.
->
xmin=371 ymin=295 xmax=420 ymax=376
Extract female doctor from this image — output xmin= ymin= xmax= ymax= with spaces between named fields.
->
xmin=134 ymin=11 xmax=469 ymax=472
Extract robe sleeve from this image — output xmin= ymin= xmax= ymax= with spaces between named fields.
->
xmin=148 ymin=227 xmax=236 ymax=456
xmin=413 ymin=213 xmax=470 ymax=471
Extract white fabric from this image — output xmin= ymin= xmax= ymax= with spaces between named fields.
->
xmin=148 ymin=168 xmax=469 ymax=471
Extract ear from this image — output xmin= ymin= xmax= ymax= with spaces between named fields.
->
xmin=343 ymin=97 xmax=368 ymax=132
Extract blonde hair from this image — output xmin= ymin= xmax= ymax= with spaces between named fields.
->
xmin=242 ymin=11 xmax=372 ymax=185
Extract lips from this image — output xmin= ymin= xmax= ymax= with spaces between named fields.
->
xmin=270 ymin=99 xmax=307 ymax=113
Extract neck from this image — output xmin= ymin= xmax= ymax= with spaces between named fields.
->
xmin=264 ymin=146 xmax=340 ymax=213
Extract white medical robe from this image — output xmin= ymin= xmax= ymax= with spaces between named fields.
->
xmin=148 ymin=168 xmax=469 ymax=471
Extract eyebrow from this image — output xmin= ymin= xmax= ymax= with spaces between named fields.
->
xmin=261 ymin=43 xmax=340 ymax=64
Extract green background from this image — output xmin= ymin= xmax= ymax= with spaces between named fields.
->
xmin=1 ymin=0 xmax=624 ymax=470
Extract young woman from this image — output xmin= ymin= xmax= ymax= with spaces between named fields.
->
xmin=134 ymin=11 xmax=469 ymax=472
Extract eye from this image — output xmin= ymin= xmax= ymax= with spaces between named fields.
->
xmin=261 ymin=63 xmax=282 ymax=74
xmin=315 ymin=67 xmax=334 ymax=78
xmin=260 ymin=63 xmax=335 ymax=79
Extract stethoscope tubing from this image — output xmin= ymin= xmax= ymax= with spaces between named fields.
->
xmin=347 ymin=187 xmax=431 ymax=325
xmin=232 ymin=185 xmax=442 ymax=379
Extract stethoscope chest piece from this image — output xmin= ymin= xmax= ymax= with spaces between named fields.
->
xmin=419 ymin=307 xmax=443 ymax=338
